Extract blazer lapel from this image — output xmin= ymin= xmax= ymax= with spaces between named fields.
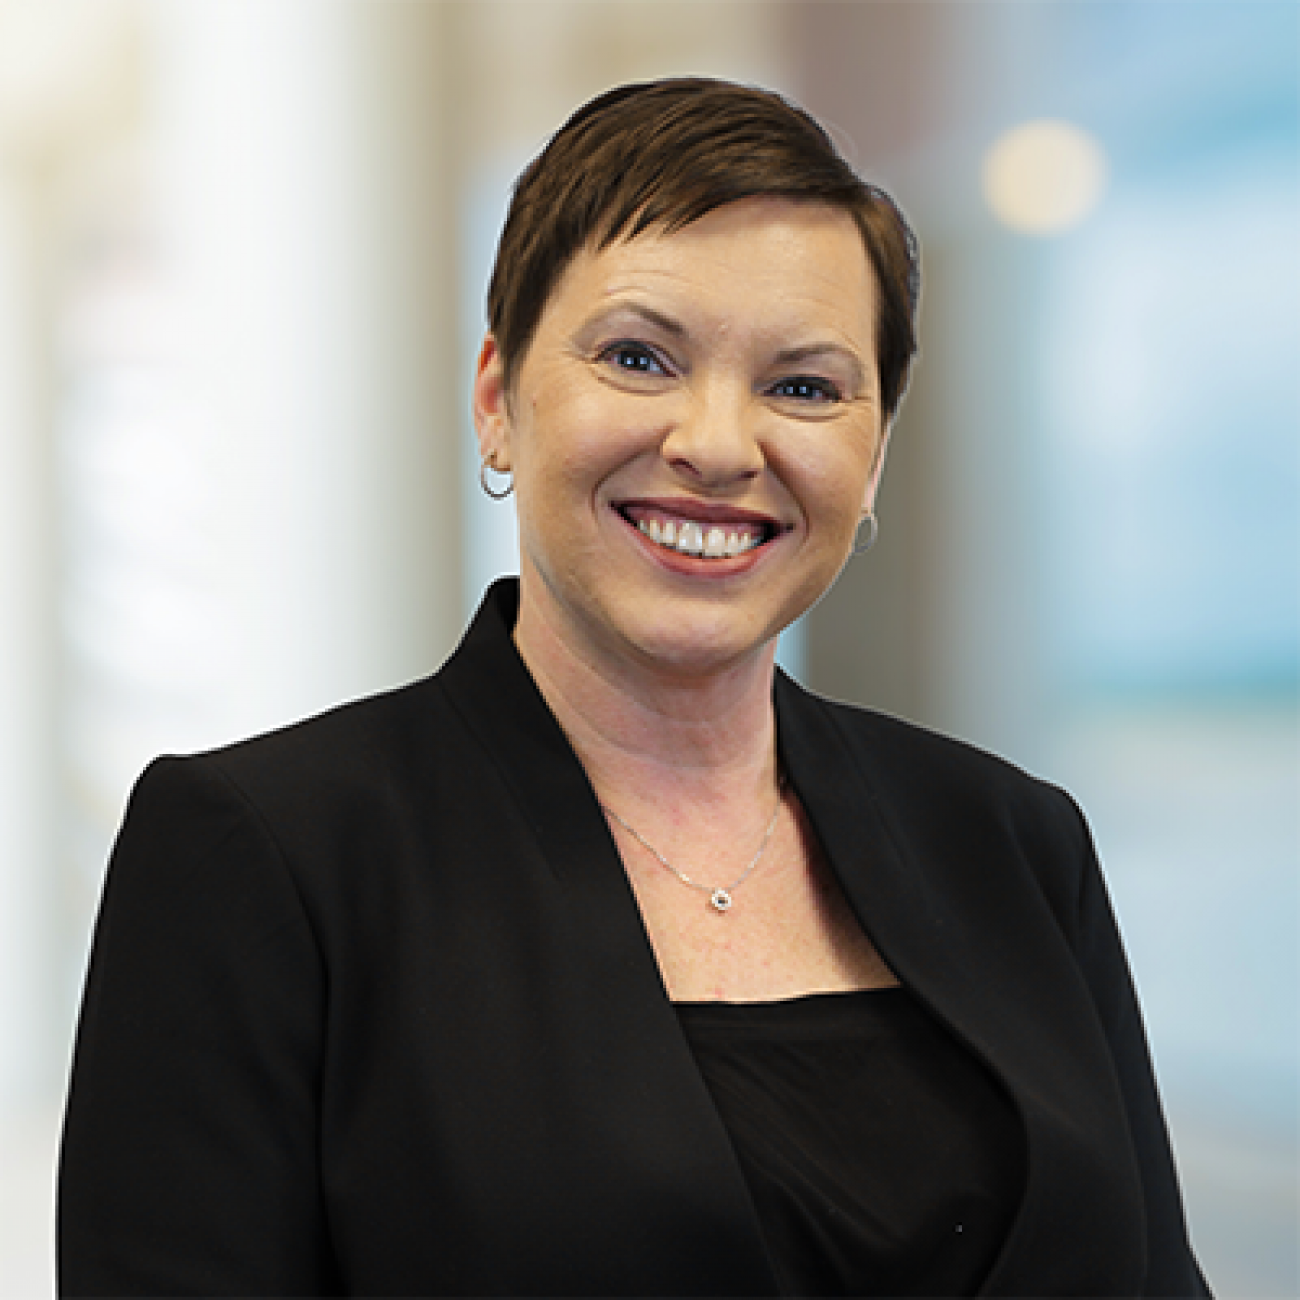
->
xmin=774 ymin=671 xmax=1146 ymax=1296
xmin=773 ymin=669 xmax=983 ymax=1002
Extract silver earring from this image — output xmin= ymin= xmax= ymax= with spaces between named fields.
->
xmin=479 ymin=457 xmax=513 ymax=500
xmin=852 ymin=511 xmax=878 ymax=555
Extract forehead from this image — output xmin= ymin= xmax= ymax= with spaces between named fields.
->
xmin=547 ymin=197 xmax=878 ymax=344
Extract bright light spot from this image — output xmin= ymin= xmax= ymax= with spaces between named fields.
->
xmin=983 ymin=119 xmax=1108 ymax=235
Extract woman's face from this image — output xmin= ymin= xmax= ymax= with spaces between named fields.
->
xmin=474 ymin=196 xmax=887 ymax=681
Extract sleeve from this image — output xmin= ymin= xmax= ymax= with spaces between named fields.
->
xmin=1063 ymin=795 xmax=1213 ymax=1298
xmin=57 ymin=756 xmax=342 ymax=1298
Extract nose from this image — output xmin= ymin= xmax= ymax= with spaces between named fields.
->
xmin=659 ymin=377 xmax=765 ymax=489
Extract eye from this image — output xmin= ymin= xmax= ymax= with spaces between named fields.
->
xmin=597 ymin=340 xmax=671 ymax=377
xmin=769 ymin=375 xmax=843 ymax=404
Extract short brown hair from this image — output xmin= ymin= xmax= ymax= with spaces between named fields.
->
xmin=486 ymin=77 xmax=921 ymax=422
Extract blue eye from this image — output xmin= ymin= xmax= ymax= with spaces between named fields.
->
xmin=770 ymin=376 xmax=842 ymax=403
xmin=600 ymin=341 xmax=668 ymax=375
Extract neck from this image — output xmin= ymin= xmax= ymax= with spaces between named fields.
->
xmin=512 ymin=582 xmax=781 ymax=814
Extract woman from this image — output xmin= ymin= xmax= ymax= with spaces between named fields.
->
xmin=59 ymin=78 xmax=1210 ymax=1297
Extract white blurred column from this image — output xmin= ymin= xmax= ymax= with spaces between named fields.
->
xmin=149 ymin=0 xmax=462 ymax=741
xmin=0 ymin=0 xmax=142 ymax=1110
xmin=0 ymin=161 xmax=56 ymax=1109
xmin=53 ymin=0 xmax=466 ymax=1022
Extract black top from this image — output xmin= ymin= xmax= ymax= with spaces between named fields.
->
xmin=676 ymin=988 xmax=1025 ymax=1297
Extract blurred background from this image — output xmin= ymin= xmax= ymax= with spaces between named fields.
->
xmin=0 ymin=0 xmax=1295 ymax=1294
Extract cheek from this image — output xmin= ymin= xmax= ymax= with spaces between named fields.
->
xmin=819 ymin=479 xmax=871 ymax=541
xmin=784 ymin=433 xmax=877 ymax=534
xmin=526 ymin=384 xmax=659 ymax=484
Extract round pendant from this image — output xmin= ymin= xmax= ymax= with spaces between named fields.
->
xmin=710 ymin=888 xmax=733 ymax=912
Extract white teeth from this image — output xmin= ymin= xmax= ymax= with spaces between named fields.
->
xmin=634 ymin=515 xmax=764 ymax=559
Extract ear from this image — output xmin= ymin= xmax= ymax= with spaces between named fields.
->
xmin=863 ymin=421 xmax=893 ymax=513
xmin=472 ymin=333 xmax=513 ymax=472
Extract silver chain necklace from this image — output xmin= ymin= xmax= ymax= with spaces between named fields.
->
xmin=602 ymin=779 xmax=786 ymax=913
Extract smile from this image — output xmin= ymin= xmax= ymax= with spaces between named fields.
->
xmin=617 ymin=504 xmax=779 ymax=560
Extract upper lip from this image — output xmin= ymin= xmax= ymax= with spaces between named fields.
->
xmin=614 ymin=497 xmax=786 ymax=533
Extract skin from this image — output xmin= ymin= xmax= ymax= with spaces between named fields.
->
xmin=473 ymin=197 xmax=896 ymax=1000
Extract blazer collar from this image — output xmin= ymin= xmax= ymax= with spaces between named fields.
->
xmin=773 ymin=669 xmax=969 ymax=1010
xmin=438 ymin=577 xmax=996 ymax=1019
xmin=437 ymin=579 xmax=617 ymax=888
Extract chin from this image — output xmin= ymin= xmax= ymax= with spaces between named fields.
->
xmin=617 ymin=603 xmax=792 ymax=679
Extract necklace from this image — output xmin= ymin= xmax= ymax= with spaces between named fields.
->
xmin=602 ymin=778 xmax=786 ymax=913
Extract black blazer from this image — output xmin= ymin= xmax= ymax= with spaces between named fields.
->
xmin=59 ymin=580 xmax=1209 ymax=1298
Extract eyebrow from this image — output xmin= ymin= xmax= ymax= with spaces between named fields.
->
xmin=585 ymin=301 xmax=687 ymax=339
xmin=771 ymin=342 xmax=866 ymax=393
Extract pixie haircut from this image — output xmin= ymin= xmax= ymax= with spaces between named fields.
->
xmin=487 ymin=77 xmax=921 ymax=422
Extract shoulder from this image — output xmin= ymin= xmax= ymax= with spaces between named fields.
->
xmin=777 ymin=676 xmax=1096 ymax=916
xmin=150 ymin=578 xmax=531 ymax=819
xmin=200 ymin=671 xmax=449 ymax=789
xmin=784 ymin=675 xmax=1082 ymax=820
xmin=112 ymin=583 xmax=561 ymax=915
xmin=126 ymin=675 xmax=430 ymax=827
xmin=119 ymin=671 xmax=467 ymax=888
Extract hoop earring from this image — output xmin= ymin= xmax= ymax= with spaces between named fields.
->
xmin=479 ymin=457 xmax=513 ymax=501
xmin=851 ymin=511 xmax=878 ymax=555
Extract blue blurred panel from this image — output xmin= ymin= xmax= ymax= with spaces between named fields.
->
xmin=1006 ymin=8 xmax=1299 ymax=1291
xmin=1043 ymin=145 xmax=1298 ymax=696
xmin=1033 ymin=3 xmax=1299 ymax=699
